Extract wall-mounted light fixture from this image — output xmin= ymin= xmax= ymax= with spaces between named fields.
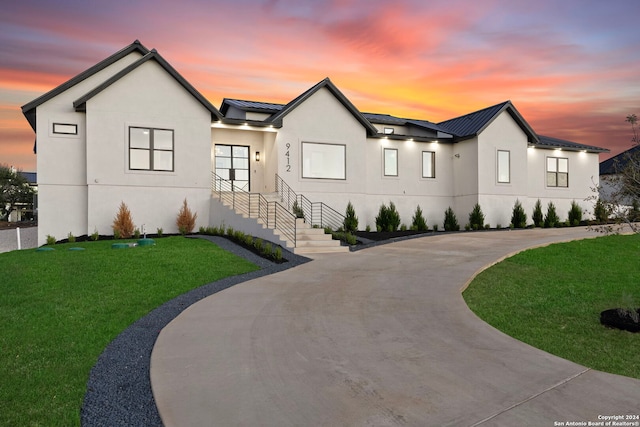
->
xmin=255 ymin=151 xmax=261 ymax=162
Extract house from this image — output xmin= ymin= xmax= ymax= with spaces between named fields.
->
xmin=599 ymin=144 xmax=640 ymax=205
xmin=22 ymin=40 xmax=608 ymax=251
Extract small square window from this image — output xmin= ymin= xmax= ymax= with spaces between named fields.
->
xmin=384 ymin=127 xmax=395 ymax=135
xmin=129 ymin=126 xmax=174 ymax=172
xmin=546 ymin=157 xmax=569 ymax=187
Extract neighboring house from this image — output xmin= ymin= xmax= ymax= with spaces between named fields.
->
xmin=599 ymin=144 xmax=640 ymax=205
xmin=22 ymin=40 xmax=608 ymax=249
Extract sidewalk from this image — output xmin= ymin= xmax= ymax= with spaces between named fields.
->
xmin=0 ymin=226 xmax=37 ymax=253
xmin=150 ymin=227 xmax=640 ymax=426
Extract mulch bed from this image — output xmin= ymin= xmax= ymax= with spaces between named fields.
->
xmin=355 ymin=230 xmax=432 ymax=242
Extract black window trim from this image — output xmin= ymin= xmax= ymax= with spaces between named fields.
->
xmin=128 ymin=126 xmax=174 ymax=172
xmin=52 ymin=122 xmax=78 ymax=135
xmin=546 ymin=156 xmax=569 ymax=188
xmin=422 ymin=150 xmax=436 ymax=179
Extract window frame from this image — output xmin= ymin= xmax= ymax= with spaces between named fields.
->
xmin=301 ymin=141 xmax=346 ymax=180
xmin=52 ymin=122 xmax=78 ymax=135
xmin=497 ymin=150 xmax=510 ymax=183
xmin=422 ymin=150 xmax=435 ymax=179
xmin=128 ymin=126 xmax=175 ymax=172
xmin=383 ymin=148 xmax=398 ymax=177
xmin=546 ymin=156 xmax=569 ymax=188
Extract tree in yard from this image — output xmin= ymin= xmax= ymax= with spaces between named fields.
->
xmin=343 ymin=201 xmax=358 ymax=233
xmin=0 ymin=164 xmax=35 ymax=221
xmin=176 ymin=198 xmax=197 ymax=235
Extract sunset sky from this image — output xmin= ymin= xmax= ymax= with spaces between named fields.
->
xmin=1 ymin=0 xmax=639 ymax=171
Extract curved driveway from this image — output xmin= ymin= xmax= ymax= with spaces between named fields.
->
xmin=151 ymin=228 xmax=640 ymax=426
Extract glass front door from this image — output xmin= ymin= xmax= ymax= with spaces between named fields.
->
xmin=215 ymin=144 xmax=250 ymax=191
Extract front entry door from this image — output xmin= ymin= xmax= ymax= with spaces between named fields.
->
xmin=215 ymin=144 xmax=250 ymax=191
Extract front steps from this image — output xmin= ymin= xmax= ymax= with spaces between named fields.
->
xmin=217 ymin=192 xmax=348 ymax=255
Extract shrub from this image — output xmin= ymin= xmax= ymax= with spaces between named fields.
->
xmin=465 ymin=224 xmax=471 ymax=231
xmin=444 ymin=207 xmax=460 ymax=231
xmin=343 ymin=201 xmax=358 ymax=233
xmin=274 ymin=246 xmax=283 ymax=261
xmin=292 ymin=200 xmax=305 ymax=219
xmin=199 ymin=226 xmax=206 ymax=234
xmin=226 ymin=227 xmax=234 ymax=237
xmin=532 ymin=199 xmax=544 ymax=227
xmin=468 ymin=203 xmax=485 ymax=230
xmin=375 ymin=202 xmax=401 ymax=232
xmin=156 ymin=227 xmax=163 ymax=237
xmin=544 ymin=202 xmax=560 ymax=228
xmin=400 ymin=224 xmax=407 ymax=231
xmin=90 ymin=229 xmax=99 ymax=241
xmin=113 ymin=201 xmax=135 ymax=239
xmin=411 ymin=205 xmax=428 ymax=231
xmin=365 ymin=225 xmax=371 ymax=232
xmin=67 ymin=232 xmax=75 ymax=243
xmin=176 ymin=198 xmax=197 ymax=235
xmin=511 ymin=199 xmax=527 ymax=229
xmin=262 ymin=243 xmax=273 ymax=258
xmin=133 ymin=228 xmax=141 ymax=239
xmin=46 ymin=235 xmax=56 ymax=246
xmin=568 ymin=201 xmax=583 ymax=226
xmin=593 ymin=198 xmax=609 ymax=224
xmin=433 ymin=224 xmax=438 ymax=231
xmin=254 ymin=238 xmax=264 ymax=253
xmin=243 ymin=234 xmax=253 ymax=247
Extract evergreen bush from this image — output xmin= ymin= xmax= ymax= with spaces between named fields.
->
xmin=532 ymin=199 xmax=544 ymax=227
xmin=511 ymin=199 xmax=527 ymax=228
xmin=544 ymin=201 xmax=560 ymax=228
xmin=568 ymin=201 xmax=583 ymax=226
xmin=343 ymin=201 xmax=359 ymax=233
xmin=411 ymin=205 xmax=428 ymax=231
xmin=594 ymin=198 xmax=609 ymax=223
xmin=468 ymin=203 xmax=485 ymax=230
xmin=444 ymin=207 xmax=460 ymax=231
xmin=375 ymin=202 xmax=401 ymax=232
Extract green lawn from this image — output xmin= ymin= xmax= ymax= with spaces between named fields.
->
xmin=0 ymin=237 xmax=258 ymax=427
xmin=463 ymin=234 xmax=640 ymax=379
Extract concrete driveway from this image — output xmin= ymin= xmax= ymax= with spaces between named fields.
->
xmin=151 ymin=228 xmax=640 ymax=426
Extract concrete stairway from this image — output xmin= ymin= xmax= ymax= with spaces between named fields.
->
xmin=217 ymin=192 xmax=349 ymax=255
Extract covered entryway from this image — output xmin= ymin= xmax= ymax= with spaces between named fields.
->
xmin=214 ymin=144 xmax=250 ymax=191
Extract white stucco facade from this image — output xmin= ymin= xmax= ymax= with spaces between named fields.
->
xmin=22 ymin=41 xmax=607 ymax=245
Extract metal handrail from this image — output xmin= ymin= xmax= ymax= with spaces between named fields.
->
xmin=275 ymin=174 xmax=346 ymax=231
xmin=211 ymin=172 xmax=296 ymax=246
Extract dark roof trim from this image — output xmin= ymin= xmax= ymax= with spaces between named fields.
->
xmin=373 ymin=133 xmax=444 ymax=143
xmin=21 ymin=40 xmax=150 ymax=131
xmin=218 ymin=117 xmax=282 ymax=128
xmin=536 ymin=135 xmax=609 ymax=154
xmin=267 ymin=78 xmax=379 ymax=136
xmin=73 ymin=50 xmax=222 ymax=121
xmin=438 ymin=101 xmax=539 ymax=144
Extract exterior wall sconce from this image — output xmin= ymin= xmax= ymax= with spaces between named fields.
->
xmin=255 ymin=151 xmax=260 ymax=162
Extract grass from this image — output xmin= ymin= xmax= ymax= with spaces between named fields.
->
xmin=463 ymin=234 xmax=640 ymax=379
xmin=0 ymin=237 xmax=258 ymax=427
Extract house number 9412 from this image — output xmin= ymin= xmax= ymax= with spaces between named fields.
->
xmin=285 ymin=143 xmax=291 ymax=172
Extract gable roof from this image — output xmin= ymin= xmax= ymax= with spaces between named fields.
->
xmin=600 ymin=144 xmax=640 ymax=175
xmin=537 ymin=135 xmax=609 ymax=154
xmin=438 ymin=101 xmax=539 ymax=143
xmin=73 ymin=49 xmax=222 ymax=121
xmin=21 ymin=40 xmax=150 ymax=131
xmin=267 ymin=78 xmax=379 ymax=136
xmin=363 ymin=113 xmax=452 ymax=135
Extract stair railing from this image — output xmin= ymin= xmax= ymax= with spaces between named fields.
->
xmin=211 ymin=173 xmax=296 ymax=246
xmin=275 ymin=174 xmax=345 ymax=231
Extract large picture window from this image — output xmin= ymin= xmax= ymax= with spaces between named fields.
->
xmin=497 ymin=150 xmax=510 ymax=183
xmin=384 ymin=148 xmax=398 ymax=176
xmin=422 ymin=151 xmax=435 ymax=178
xmin=546 ymin=157 xmax=568 ymax=187
xmin=129 ymin=127 xmax=174 ymax=171
xmin=301 ymin=142 xmax=346 ymax=180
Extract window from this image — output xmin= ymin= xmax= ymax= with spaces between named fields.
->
xmin=497 ymin=150 xmax=510 ymax=183
xmin=301 ymin=142 xmax=345 ymax=179
xmin=422 ymin=151 xmax=435 ymax=178
xmin=546 ymin=157 xmax=568 ymax=187
xmin=384 ymin=127 xmax=395 ymax=134
xmin=384 ymin=148 xmax=398 ymax=176
xmin=129 ymin=127 xmax=174 ymax=171
xmin=53 ymin=123 xmax=78 ymax=135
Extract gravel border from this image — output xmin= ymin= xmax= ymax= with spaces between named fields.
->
xmin=80 ymin=236 xmax=310 ymax=427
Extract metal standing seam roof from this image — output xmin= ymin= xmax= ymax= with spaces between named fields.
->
xmin=537 ymin=135 xmax=609 ymax=154
xmin=438 ymin=101 xmax=515 ymax=138
xmin=220 ymin=99 xmax=284 ymax=115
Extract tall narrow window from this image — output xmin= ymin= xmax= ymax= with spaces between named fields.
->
xmin=497 ymin=150 xmax=510 ymax=183
xmin=384 ymin=148 xmax=398 ymax=176
xmin=129 ymin=127 xmax=174 ymax=171
xmin=422 ymin=151 xmax=435 ymax=178
xmin=546 ymin=157 xmax=568 ymax=187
